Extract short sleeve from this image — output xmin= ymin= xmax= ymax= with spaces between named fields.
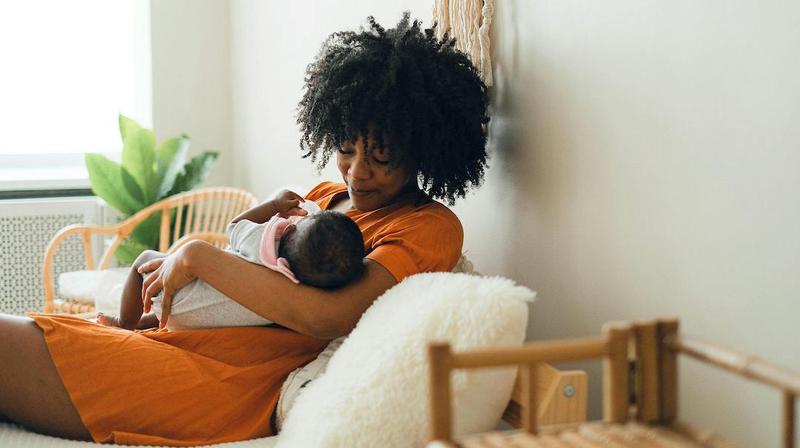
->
xmin=366 ymin=209 xmax=463 ymax=283
xmin=304 ymin=182 xmax=344 ymax=208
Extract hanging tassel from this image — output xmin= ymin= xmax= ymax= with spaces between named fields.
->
xmin=432 ymin=0 xmax=494 ymax=86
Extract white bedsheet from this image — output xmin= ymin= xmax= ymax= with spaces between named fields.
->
xmin=0 ymin=423 xmax=278 ymax=448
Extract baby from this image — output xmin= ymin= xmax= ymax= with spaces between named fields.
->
xmin=98 ymin=195 xmax=365 ymax=330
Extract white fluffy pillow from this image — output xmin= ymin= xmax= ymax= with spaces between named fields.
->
xmin=277 ymin=272 xmax=535 ymax=448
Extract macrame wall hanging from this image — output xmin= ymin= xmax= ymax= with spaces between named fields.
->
xmin=432 ymin=0 xmax=495 ymax=86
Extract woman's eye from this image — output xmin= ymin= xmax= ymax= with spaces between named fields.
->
xmin=373 ymin=149 xmax=391 ymax=164
xmin=337 ymin=148 xmax=354 ymax=155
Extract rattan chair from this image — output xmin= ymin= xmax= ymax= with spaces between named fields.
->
xmin=42 ymin=187 xmax=259 ymax=314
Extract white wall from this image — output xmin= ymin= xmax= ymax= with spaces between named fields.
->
xmin=227 ymin=1 xmax=800 ymax=445
xmin=228 ymin=0 xmax=432 ymax=198
xmin=150 ymin=0 xmax=233 ymax=187
xmin=488 ymin=1 xmax=800 ymax=446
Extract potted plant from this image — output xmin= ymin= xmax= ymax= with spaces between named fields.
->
xmin=85 ymin=115 xmax=218 ymax=264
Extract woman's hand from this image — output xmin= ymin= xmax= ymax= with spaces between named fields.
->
xmin=272 ymin=189 xmax=308 ymax=218
xmin=137 ymin=245 xmax=197 ymax=329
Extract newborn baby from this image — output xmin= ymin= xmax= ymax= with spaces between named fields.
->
xmin=100 ymin=199 xmax=365 ymax=330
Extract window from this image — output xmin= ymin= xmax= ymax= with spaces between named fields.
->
xmin=0 ymin=0 xmax=152 ymax=191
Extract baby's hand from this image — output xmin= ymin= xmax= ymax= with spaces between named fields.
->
xmin=273 ymin=189 xmax=308 ymax=218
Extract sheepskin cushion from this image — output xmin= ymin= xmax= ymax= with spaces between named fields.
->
xmin=277 ymin=272 xmax=535 ymax=448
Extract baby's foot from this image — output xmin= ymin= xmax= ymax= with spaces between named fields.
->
xmin=96 ymin=312 xmax=120 ymax=327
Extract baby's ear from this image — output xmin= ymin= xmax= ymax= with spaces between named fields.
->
xmin=282 ymin=224 xmax=297 ymax=238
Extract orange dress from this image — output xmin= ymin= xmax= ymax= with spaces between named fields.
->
xmin=30 ymin=182 xmax=463 ymax=445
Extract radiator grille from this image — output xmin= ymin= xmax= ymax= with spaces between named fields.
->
xmin=0 ymin=198 xmax=106 ymax=315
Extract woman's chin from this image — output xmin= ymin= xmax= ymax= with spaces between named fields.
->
xmin=349 ymin=190 xmax=377 ymax=210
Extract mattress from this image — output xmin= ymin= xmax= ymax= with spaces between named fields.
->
xmin=0 ymin=423 xmax=278 ymax=448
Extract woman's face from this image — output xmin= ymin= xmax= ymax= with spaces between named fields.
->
xmin=336 ymin=135 xmax=416 ymax=211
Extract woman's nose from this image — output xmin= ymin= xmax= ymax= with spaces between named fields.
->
xmin=349 ymin=156 xmax=372 ymax=180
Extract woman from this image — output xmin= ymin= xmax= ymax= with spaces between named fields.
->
xmin=0 ymin=13 xmax=488 ymax=445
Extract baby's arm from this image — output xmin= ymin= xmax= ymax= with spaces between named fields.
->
xmin=230 ymin=189 xmax=307 ymax=225
xmin=99 ymin=250 xmax=164 ymax=330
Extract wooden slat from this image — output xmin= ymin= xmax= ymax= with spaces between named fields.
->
xmin=603 ymin=323 xmax=631 ymax=424
xmin=185 ymin=197 xmax=196 ymax=234
xmin=201 ymin=193 xmax=214 ymax=232
xmin=624 ymin=422 xmax=707 ymax=448
xmin=190 ymin=192 xmax=203 ymax=232
xmin=173 ymin=195 xmax=185 ymax=243
xmin=634 ymin=320 xmax=661 ymax=423
xmin=603 ymin=424 xmax=671 ymax=448
xmin=80 ymin=230 xmax=95 ymax=270
xmin=98 ymin=233 xmax=126 ymax=269
xmin=212 ymin=190 xmax=232 ymax=232
xmin=521 ymin=363 xmax=539 ymax=434
xmin=561 ymin=430 xmax=603 ymax=448
xmin=159 ymin=206 xmax=171 ymax=252
xmin=784 ymin=392 xmax=796 ymax=448
xmin=668 ymin=421 xmax=738 ymax=448
xmin=579 ymin=424 xmax=637 ymax=448
xmin=455 ymin=420 xmax=735 ymax=447
xmin=669 ymin=335 xmax=800 ymax=396
xmin=658 ymin=319 xmax=679 ymax=422
xmin=429 ymin=342 xmax=453 ymax=443
xmin=450 ymin=338 xmax=607 ymax=369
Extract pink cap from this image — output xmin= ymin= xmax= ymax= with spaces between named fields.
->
xmin=258 ymin=215 xmax=300 ymax=283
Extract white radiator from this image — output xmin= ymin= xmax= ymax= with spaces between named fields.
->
xmin=0 ymin=196 xmax=117 ymax=315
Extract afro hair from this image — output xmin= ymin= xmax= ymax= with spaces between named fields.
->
xmin=297 ymin=12 xmax=490 ymax=205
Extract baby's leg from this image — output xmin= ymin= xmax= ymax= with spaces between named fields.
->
xmin=98 ymin=250 xmax=164 ymax=330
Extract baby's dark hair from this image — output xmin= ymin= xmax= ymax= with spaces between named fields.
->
xmin=278 ymin=211 xmax=365 ymax=289
xmin=297 ymin=12 xmax=489 ymax=205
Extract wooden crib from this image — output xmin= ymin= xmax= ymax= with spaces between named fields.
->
xmin=429 ymin=318 xmax=800 ymax=447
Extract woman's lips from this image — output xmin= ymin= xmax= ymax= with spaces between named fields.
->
xmin=349 ymin=187 xmax=375 ymax=197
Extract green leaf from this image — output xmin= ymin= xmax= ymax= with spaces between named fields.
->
xmin=122 ymin=127 xmax=158 ymax=203
xmin=115 ymin=240 xmax=152 ymax=265
xmin=155 ymin=135 xmax=190 ymax=199
xmin=85 ymin=153 xmax=143 ymax=215
xmin=115 ymin=214 xmax=162 ymax=264
xmin=167 ymin=151 xmax=219 ymax=197
xmin=130 ymin=213 xmax=161 ymax=248
xmin=121 ymin=167 xmax=145 ymax=204
xmin=118 ymin=115 xmax=141 ymax=143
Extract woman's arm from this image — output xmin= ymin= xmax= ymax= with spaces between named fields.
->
xmin=141 ymin=240 xmax=397 ymax=339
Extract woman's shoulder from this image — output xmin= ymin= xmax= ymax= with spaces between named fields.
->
xmin=391 ymin=196 xmax=463 ymax=236
xmin=304 ymin=181 xmax=346 ymax=203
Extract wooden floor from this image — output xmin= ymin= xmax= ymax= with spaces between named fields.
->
xmin=458 ymin=422 xmax=707 ymax=448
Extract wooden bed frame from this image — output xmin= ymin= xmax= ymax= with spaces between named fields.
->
xmin=430 ymin=318 xmax=800 ymax=447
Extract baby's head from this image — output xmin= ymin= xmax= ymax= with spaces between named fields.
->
xmin=278 ymin=211 xmax=365 ymax=289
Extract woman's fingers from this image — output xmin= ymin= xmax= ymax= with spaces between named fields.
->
xmin=137 ymin=257 xmax=164 ymax=274
xmin=142 ymin=278 xmax=163 ymax=314
xmin=159 ymin=289 xmax=173 ymax=329
xmin=141 ymin=269 xmax=158 ymax=303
